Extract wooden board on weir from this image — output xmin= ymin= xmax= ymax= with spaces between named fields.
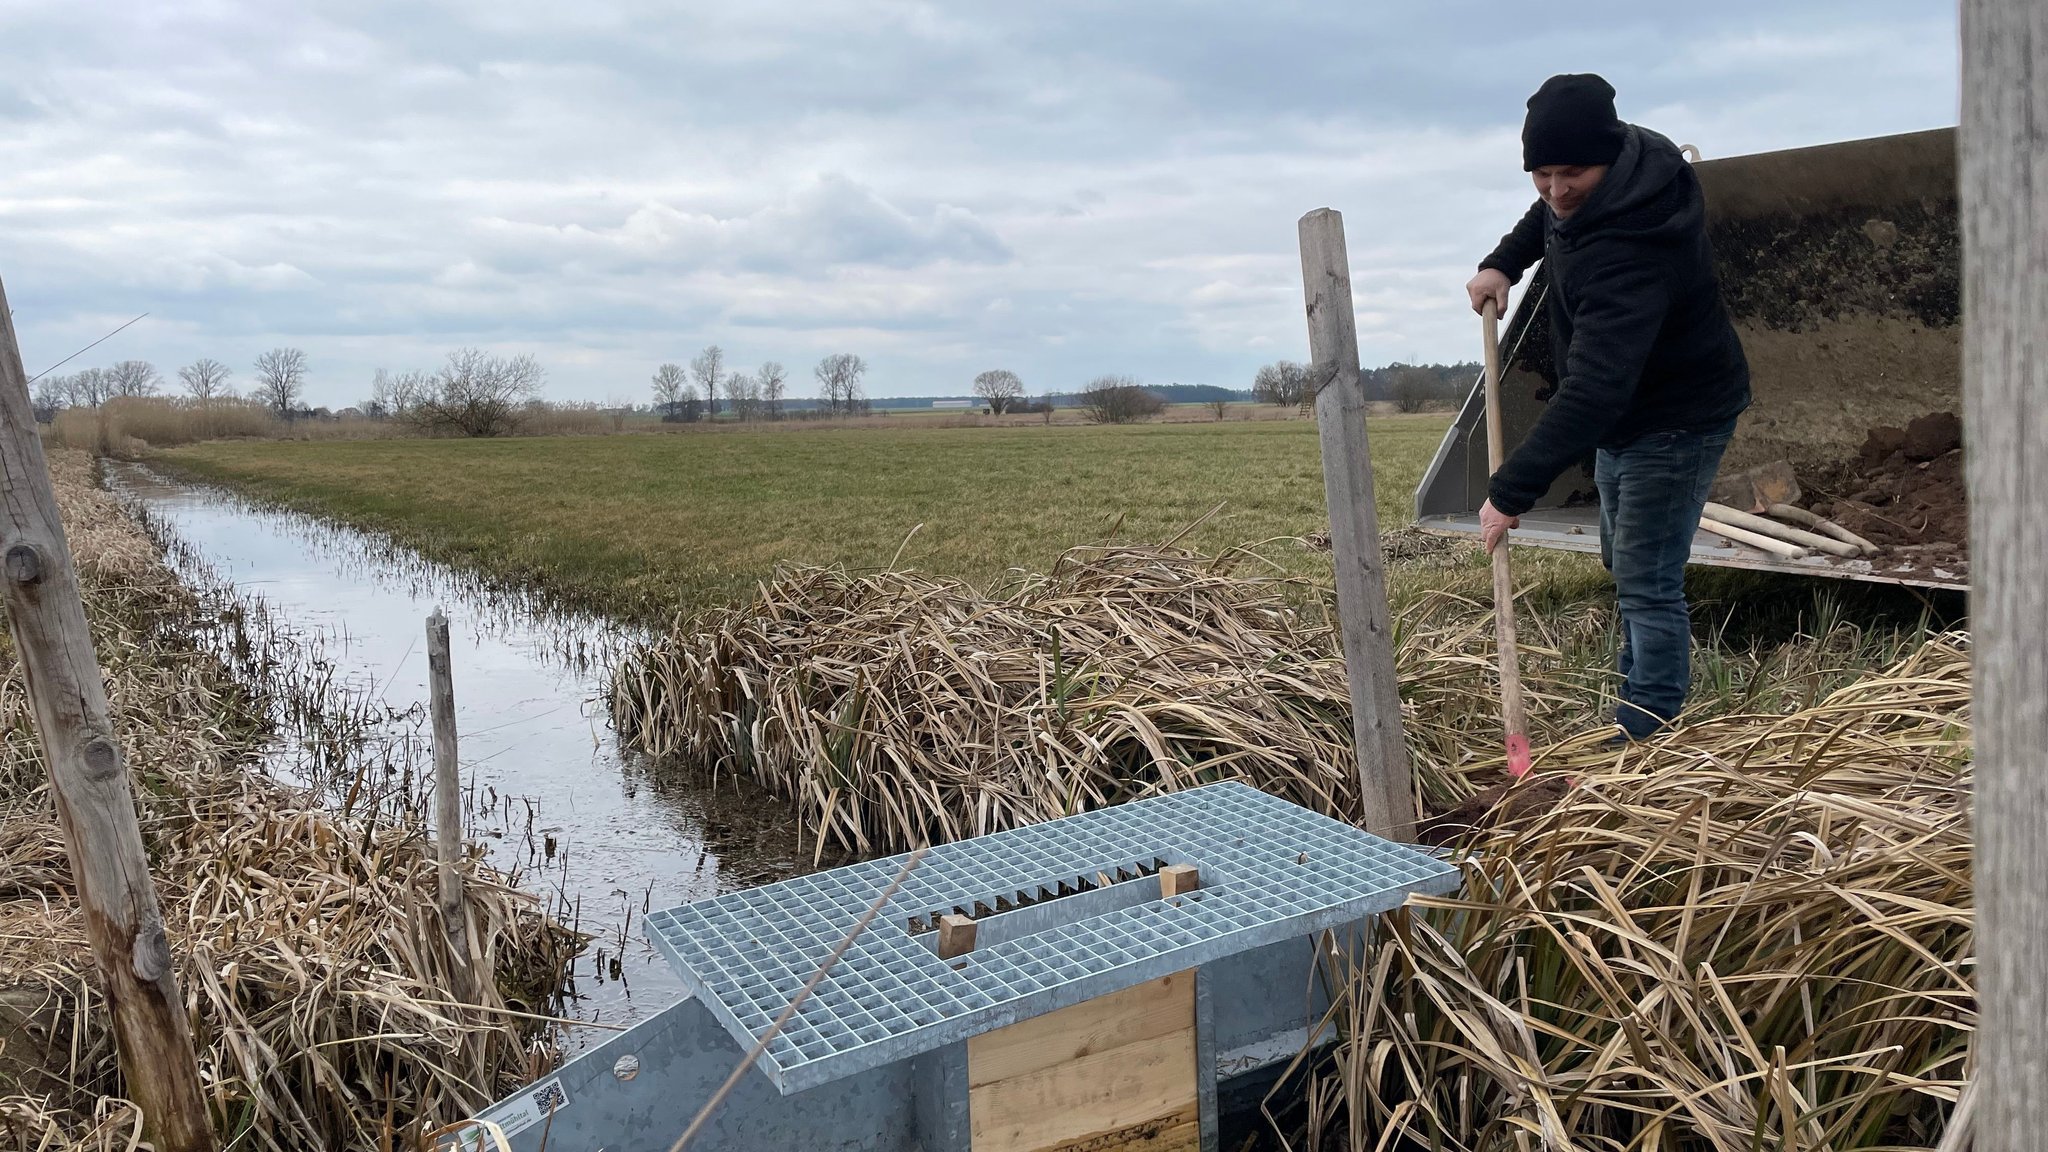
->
xmin=966 ymin=971 xmax=1199 ymax=1152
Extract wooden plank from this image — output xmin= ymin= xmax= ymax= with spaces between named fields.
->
xmin=1960 ymin=3 xmax=2048 ymax=1150
xmin=1298 ymin=208 xmax=1416 ymax=840
xmin=1479 ymin=304 xmax=1530 ymax=776
xmin=1017 ymin=1106 xmax=1199 ymax=1152
xmin=0 ymin=278 xmax=216 ymax=1151
xmin=968 ymin=971 xmax=1192 ymax=1088
xmin=969 ymin=1028 xmax=1197 ymax=1152
xmin=1157 ymin=864 xmax=1199 ymax=898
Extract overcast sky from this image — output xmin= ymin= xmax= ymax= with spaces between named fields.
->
xmin=1 ymin=2 xmax=1956 ymax=408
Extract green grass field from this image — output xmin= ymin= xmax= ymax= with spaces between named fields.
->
xmin=163 ymin=415 xmax=1574 ymax=624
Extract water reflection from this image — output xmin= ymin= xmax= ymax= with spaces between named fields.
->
xmin=105 ymin=461 xmax=813 ymax=1042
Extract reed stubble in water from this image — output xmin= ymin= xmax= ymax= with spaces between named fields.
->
xmin=0 ymin=450 xmax=576 ymax=1152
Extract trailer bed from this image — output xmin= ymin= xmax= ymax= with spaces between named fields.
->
xmin=1411 ymin=127 xmax=1965 ymax=593
xmin=1414 ymin=507 xmax=1965 ymax=591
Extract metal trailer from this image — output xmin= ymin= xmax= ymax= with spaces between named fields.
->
xmin=1412 ymin=127 xmax=1965 ymax=591
xmin=451 ymin=783 xmax=1459 ymax=1152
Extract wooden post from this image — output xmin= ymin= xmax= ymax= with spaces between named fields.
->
xmin=1298 ymin=208 xmax=1417 ymax=840
xmin=426 ymin=611 xmax=476 ymax=1002
xmin=0 ymin=281 xmax=215 ymax=1149
xmin=1961 ymin=4 xmax=2047 ymax=1149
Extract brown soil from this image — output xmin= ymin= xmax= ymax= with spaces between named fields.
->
xmin=1709 ymin=193 xmax=1960 ymax=476
xmin=1417 ymin=776 xmax=1572 ymax=848
xmin=1801 ymin=414 xmax=1969 ymax=579
xmin=1720 ymin=315 xmax=1961 ymax=475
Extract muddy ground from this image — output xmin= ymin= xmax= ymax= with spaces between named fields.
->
xmin=1799 ymin=412 xmax=1969 ymax=579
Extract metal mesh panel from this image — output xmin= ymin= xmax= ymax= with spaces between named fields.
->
xmin=645 ymin=781 xmax=1459 ymax=1093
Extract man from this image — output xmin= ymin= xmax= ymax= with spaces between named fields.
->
xmin=1464 ymin=73 xmax=1750 ymax=741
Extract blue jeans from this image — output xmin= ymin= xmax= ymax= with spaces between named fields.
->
xmin=1595 ymin=418 xmax=1737 ymax=738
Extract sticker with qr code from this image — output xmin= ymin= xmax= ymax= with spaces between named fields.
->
xmin=491 ymin=1078 xmax=570 ymax=1138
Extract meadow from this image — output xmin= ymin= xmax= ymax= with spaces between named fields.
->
xmin=162 ymin=414 xmax=1575 ymax=624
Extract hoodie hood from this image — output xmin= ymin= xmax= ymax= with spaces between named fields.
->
xmin=1553 ymin=125 xmax=1697 ymax=246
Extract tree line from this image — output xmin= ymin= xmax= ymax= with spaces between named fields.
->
xmin=649 ymin=347 xmax=868 ymax=422
xmin=1250 ymin=359 xmax=1479 ymax=411
xmin=32 ymin=349 xmax=311 ymax=422
xmin=38 ymin=342 xmax=1477 ymax=438
xmin=646 ymin=350 xmax=1074 ymax=422
xmin=34 ymin=345 xmax=572 ymax=439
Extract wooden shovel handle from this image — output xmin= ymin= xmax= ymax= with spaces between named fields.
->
xmin=1481 ymin=303 xmax=1531 ymax=772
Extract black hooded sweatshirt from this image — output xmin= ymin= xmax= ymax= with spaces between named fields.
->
xmin=1478 ymin=125 xmax=1750 ymax=517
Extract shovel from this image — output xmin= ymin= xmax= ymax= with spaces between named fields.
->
xmin=1480 ymin=302 xmax=1532 ymax=778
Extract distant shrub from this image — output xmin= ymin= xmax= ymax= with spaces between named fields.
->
xmin=1077 ymin=376 xmax=1164 ymax=424
xmin=390 ymin=349 xmax=546 ymax=437
xmin=1388 ymin=364 xmax=1466 ymax=413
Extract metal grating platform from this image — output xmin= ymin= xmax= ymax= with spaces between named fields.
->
xmin=645 ymin=782 xmax=1461 ymax=1093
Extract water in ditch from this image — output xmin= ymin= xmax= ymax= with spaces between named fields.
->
xmin=104 ymin=460 xmax=817 ymax=1045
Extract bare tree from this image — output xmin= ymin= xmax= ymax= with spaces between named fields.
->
xmin=972 ymin=369 xmax=1025 ymax=415
xmin=1252 ymin=360 xmax=1311 ymax=406
xmin=370 ymin=364 xmax=430 ymax=420
xmin=603 ymin=393 xmax=633 ymax=432
xmin=727 ymin=371 xmax=761 ymax=421
xmin=814 ymin=353 xmax=867 ymax=416
xmin=757 ymin=360 xmax=787 ymax=420
xmin=253 ymin=347 xmax=308 ymax=418
xmin=107 ymin=360 xmax=161 ymax=398
xmin=177 ymin=358 xmax=231 ymax=405
xmin=652 ymin=362 xmax=688 ymax=421
xmin=691 ymin=345 xmax=724 ymax=420
xmin=1209 ymin=398 xmax=1230 ymax=420
xmin=30 ymin=375 xmax=67 ymax=421
xmin=1077 ymin=375 xmax=1163 ymax=424
xmin=392 ymin=349 xmax=545 ymax=437
xmin=1040 ymin=390 xmax=1056 ymax=425
xmin=60 ymin=368 xmax=112 ymax=409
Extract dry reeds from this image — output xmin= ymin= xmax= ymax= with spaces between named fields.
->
xmin=611 ymin=543 xmax=1370 ymax=857
xmin=611 ymin=530 xmax=1969 ymax=1149
xmin=1300 ymin=635 xmax=1971 ymax=1151
xmin=1 ymin=450 xmax=573 ymax=1151
xmin=49 ymin=397 xmax=284 ymax=451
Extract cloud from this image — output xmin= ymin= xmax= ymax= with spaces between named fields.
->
xmin=0 ymin=1 xmax=1957 ymax=406
xmin=476 ymin=174 xmax=1007 ymax=276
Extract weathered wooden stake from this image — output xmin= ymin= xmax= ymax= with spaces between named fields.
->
xmin=1961 ymin=3 xmax=2047 ymax=1149
xmin=0 ymin=281 xmax=215 ymax=1148
xmin=426 ymin=610 xmax=477 ymax=1003
xmin=1298 ymin=208 xmax=1417 ymax=841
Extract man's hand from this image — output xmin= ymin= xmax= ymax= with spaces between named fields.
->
xmin=1466 ymin=269 xmax=1511 ymax=318
xmin=1479 ymin=498 xmax=1519 ymax=554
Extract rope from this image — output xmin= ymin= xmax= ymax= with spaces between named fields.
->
xmin=666 ymin=847 xmax=928 ymax=1152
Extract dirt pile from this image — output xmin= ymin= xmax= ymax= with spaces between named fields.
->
xmin=1805 ymin=411 xmax=1968 ymax=576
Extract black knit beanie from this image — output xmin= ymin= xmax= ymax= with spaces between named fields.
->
xmin=1522 ymin=73 xmax=1626 ymax=171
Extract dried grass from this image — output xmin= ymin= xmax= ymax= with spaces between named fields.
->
xmin=610 ymin=532 xmax=1969 ymax=1150
xmin=0 ymin=450 xmax=574 ymax=1151
xmin=1299 ymin=634 xmax=1971 ymax=1150
xmin=611 ymin=542 xmax=1369 ymax=857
